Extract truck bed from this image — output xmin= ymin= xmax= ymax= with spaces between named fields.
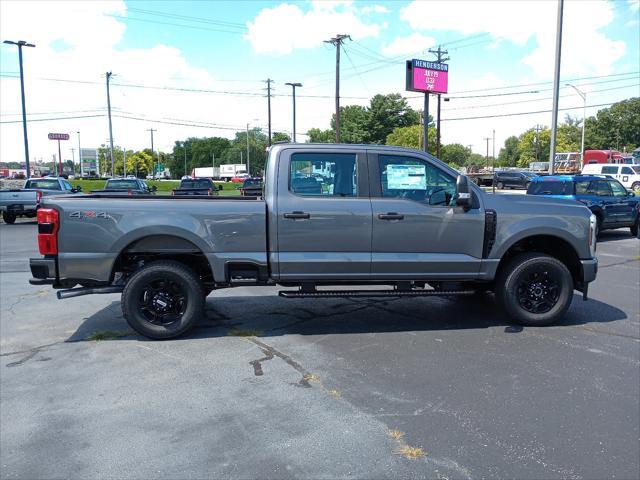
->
xmin=41 ymin=195 xmax=267 ymax=283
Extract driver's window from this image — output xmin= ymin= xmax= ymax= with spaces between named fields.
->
xmin=609 ymin=180 xmax=628 ymax=197
xmin=379 ymin=155 xmax=456 ymax=206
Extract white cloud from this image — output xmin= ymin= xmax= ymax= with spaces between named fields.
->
xmin=381 ymin=33 xmax=435 ymax=57
xmin=244 ymin=2 xmax=383 ymax=54
xmin=628 ymin=0 xmax=639 ymax=13
xmin=361 ymin=5 xmax=391 ymax=14
xmin=400 ymin=0 xmax=626 ymax=78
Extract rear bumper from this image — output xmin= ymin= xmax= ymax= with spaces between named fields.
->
xmin=29 ymin=257 xmax=56 ymax=285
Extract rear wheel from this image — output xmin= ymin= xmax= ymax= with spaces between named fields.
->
xmin=496 ymin=253 xmax=573 ymax=326
xmin=2 ymin=212 xmax=16 ymax=224
xmin=496 ymin=182 xmax=504 ymax=190
xmin=631 ymin=182 xmax=640 ymax=194
xmin=121 ymin=260 xmax=204 ymax=339
xmin=631 ymin=217 xmax=639 ymax=237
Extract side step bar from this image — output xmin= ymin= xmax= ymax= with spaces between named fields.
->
xmin=57 ymin=285 xmax=124 ymax=300
xmin=279 ymin=289 xmax=475 ymax=298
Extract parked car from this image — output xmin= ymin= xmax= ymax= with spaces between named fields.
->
xmin=91 ymin=178 xmax=156 ymax=195
xmin=0 ymin=177 xmax=82 ymax=224
xmin=231 ymin=173 xmax=250 ymax=183
xmin=527 ymin=175 xmax=639 ymax=237
xmin=493 ymin=171 xmax=538 ymax=190
xmin=239 ymin=178 xmax=263 ymax=197
xmin=30 ymin=144 xmax=598 ymax=339
xmin=172 ymin=178 xmax=219 ymax=196
xmin=581 ymin=163 xmax=640 ymax=193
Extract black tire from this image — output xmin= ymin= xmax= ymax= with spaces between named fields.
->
xmin=595 ymin=215 xmax=603 ymax=239
xmin=631 ymin=218 xmax=639 ymax=237
xmin=631 ymin=182 xmax=640 ymax=194
xmin=2 ymin=212 xmax=16 ymax=224
xmin=496 ymin=253 xmax=573 ymax=327
xmin=121 ymin=260 xmax=204 ymax=339
xmin=497 ymin=182 xmax=504 ymax=190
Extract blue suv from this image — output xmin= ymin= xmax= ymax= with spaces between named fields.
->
xmin=527 ymin=175 xmax=639 ymax=238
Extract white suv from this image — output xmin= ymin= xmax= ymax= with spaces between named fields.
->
xmin=581 ymin=163 xmax=640 ymax=193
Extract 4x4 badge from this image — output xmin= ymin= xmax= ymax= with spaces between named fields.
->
xmin=69 ymin=211 xmax=109 ymax=219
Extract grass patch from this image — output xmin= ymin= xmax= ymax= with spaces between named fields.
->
xmin=328 ymin=389 xmax=341 ymax=399
xmin=228 ymin=328 xmax=263 ymax=337
xmin=388 ymin=429 xmax=405 ymax=441
xmin=302 ymin=373 xmax=320 ymax=383
xmin=88 ymin=330 xmax=133 ymax=341
xmin=393 ymin=445 xmax=425 ymax=459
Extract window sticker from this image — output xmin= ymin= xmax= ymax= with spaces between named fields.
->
xmin=386 ymin=164 xmax=426 ymax=190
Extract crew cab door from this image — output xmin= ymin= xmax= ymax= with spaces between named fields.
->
xmin=368 ymin=152 xmax=484 ymax=279
xmin=274 ymin=149 xmax=372 ymax=280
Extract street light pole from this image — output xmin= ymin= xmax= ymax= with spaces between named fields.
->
xmin=566 ymin=83 xmax=586 ymax=162
xmin=4 ymin=40 xmax=35 ymax=178
xmin=105 ymin=72 xmax=115 ymax=175
xmin=548 ymin=0 xmax=564 ymax=175
xmin=285 ymin=82 xmax=302 ymax=142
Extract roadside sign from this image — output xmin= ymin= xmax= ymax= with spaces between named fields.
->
xmin=155 ymin=163 xmax=165 ymax=173
xmin=48 ymin=133 xmax=70 ymax=140
xmin=406 ymin=59 xmax=448 ymax=94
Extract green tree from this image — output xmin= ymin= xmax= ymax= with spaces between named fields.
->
xmin=497 ymin=136 xmax=520 ymax=167
xmin=272 ymin=132 xmax=291 ymax=143
xmin=518 ymin=127 xmax=550 ymax=167
xmin=440 ymin=143 xmax=470 ymax=167
xmin=126 ymin=151 xmax=154 ymax=177
xmin=307 ymin=128 xmax=335 ymax=143
xmin=584 ymin=98 xmax=640 ymax=151
xmin=330 ymin=105 xmax=370 ymax=143
xmin=368 ymin=93 xmax=420 ymax=144
xmin=385 ymin=125 xmax=436 ymax=152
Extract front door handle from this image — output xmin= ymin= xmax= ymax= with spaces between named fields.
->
xmin=378 ymin=212 xmax=404 ymax=220
xmin=284 ymin=211 xmax=311 ymax=219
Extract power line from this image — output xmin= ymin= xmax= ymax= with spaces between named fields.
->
xmin=0 ymin=114 xmax=105 ymax=124
xmin=441 ymin=102 xmax=616 ymax=122
xmin=126 ymin=7 xmax=246 ymax=29
xmin=105 ymin=14 xmax=245 ymax=35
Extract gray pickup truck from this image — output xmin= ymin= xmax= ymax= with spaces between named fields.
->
xmin=0 ymin=177 xmax=82 ymax=224
xmin=30 ymin=144 xmax=598 ymax=339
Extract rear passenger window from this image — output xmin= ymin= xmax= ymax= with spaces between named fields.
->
xmin=601 ymin=166 xmax=618 ymax=175
xmin=588 ymin=180 xmax=612 ymax=196
xmin=290 ymin=153 xmax=357 ymax=197
xmin=575 ymin=181 xmax=590 ymax=195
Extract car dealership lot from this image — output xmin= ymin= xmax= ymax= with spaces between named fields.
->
xmin=1 ymin=220 xmax=638 ymax=479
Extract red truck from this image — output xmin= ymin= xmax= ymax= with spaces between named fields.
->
xmin=583 ymin=150 xmax=624 ymax=166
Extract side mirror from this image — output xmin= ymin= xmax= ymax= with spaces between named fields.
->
xmin=217 ymin=183 xmax=223 ymax=190
xmin=456 ymin=175 xmax=472 ymax=211
xmin=75 ymin=185 xmax=82 ymax=192
xmin=151 ymin=185 xmax=158 ymax=192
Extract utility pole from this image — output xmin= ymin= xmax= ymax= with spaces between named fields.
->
xmin=428 ymin=45 xmax=449 ymax=158
xmin=184 ymin=143 xmax=187 ymax=178
xmin=4 ymin=40 xmax=35 ymax=178
xmin=123 ymin=146 xmax=127 ymax=177
xmin=264 ymin=79 xmax=274 ymax=146
xmin=106 ymin=72 xmax=115 ymax=176
xmin=71 ymin=148 xmax=75 ymax=174
xmin=548 ymin=0 xmax=564 ymax=175
xmin=147 ymin=128 xmax=157 ymax=177
xmin=246 ymin=123 xmax=251 ymax=175
xmin=77 ymin=131 xmax=83 ymax=177
xmin=423 ymin=93 xmax=430 ymax=153
xmin=324 ymin=34 xmax=351 ymax=143
xmin=492 ymin=129 xmax=495 ymax=163
xmin=285 ymin=82 xmax=302 ymax=142
xmin=483 ymin=137 xmax=491 ymax=169
xmin=212 ymin=152 xmax=215 ymax=176
xmin=534 ymin=124 xmax=542 ymax=163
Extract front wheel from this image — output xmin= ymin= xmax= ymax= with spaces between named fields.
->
xmin=496 ymin=182 xmax=504 ymax=190
xmin=121 ymin=260 xmax=205 ymax=339
xmin=631 ymin=218 xmax=639 ymax=237
xmin=631 ymin=182 xmax=640 ymax=194
xmin=496 ymin=253 xmax=573 ymax=326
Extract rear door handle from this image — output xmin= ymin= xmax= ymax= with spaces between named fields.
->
xmin=284 ymin=211 xmax=310 ymax=219
xmin=378 ymin=212 xmax=404 ymax=220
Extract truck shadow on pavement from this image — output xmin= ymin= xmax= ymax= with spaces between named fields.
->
xmin=597 ymin=230 xmax=638 ymax=243
xmin=66 ymin=292 xmax=628 ymax=343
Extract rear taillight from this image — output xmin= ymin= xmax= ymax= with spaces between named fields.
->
xmin=37 ymin=208 xmax=59 ymax=255
xmin=36 ymin=190 xmax=42 ymax=205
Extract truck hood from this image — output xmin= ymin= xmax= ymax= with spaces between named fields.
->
xmin=483 ymin=192 xmax=587 ymax=213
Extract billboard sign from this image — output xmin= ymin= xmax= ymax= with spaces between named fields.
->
xmin=80 ymin=148 xmax=98 ymax=173
xmin=48 ymin=133 xmax=70 ymax=140
xmin=406 ymin=59 xmax=448 ymax=94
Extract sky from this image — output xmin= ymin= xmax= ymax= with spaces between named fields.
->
xmin=0 ymin=0 xmax=638 ymax=166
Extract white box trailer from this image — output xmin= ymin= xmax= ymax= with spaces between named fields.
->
xmin=191 ymin=167 xmax=220 ymax=179
xmin=191 ymin=164 xmax=246 ymax=180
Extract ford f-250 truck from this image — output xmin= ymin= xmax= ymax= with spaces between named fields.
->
xmin=29 ymin=144 xmax=598 ymax=339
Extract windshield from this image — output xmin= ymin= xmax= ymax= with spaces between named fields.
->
xmin=632 ymin=166 xmax=640 ymax=174
xmin=24 ymin=179 xmax=61 ymax=190
xmin=527 ymin=181 xmax=574 ymax=195
xmin=180 ymin=179 xmax=211 ymax=189
xmin=105 ymin=180 xmax=139 ymax=190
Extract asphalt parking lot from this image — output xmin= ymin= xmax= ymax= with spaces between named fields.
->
xmin=1 ymin=219 xmax=638 ymax=479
